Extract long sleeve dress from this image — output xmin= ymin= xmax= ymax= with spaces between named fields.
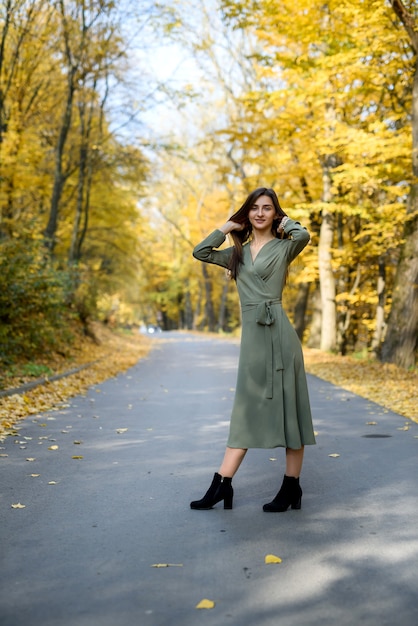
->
xmin=193 ymin=219 xmax=316 ymax=450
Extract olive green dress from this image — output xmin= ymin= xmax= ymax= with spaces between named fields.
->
xmin=193 ymin=219 xmax=316 ymax=450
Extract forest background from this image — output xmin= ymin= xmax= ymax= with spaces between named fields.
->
xmin=0 ymin=1 xmax=417 ymax=418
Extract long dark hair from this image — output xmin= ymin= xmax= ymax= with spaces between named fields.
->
xmin=228 ymin=187 xmax=288 ymax=280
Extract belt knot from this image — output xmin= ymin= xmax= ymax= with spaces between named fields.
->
xmin=256 ymin=301 xmax=278 ymax=326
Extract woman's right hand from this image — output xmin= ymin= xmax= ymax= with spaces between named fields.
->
xmin=219 ymin=220 xmax=246 ymax=234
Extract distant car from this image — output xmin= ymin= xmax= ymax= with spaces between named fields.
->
xmin=146 ymin=325 xmax=162 ymax=334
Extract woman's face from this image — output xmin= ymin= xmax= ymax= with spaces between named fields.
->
xmin=248 ymin=195 xmax=278 ymax=233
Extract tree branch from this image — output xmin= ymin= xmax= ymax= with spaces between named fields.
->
xmin=390 ymin=0 xmax=418 ymax=53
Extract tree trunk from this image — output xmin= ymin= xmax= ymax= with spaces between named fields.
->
xmin=293 ymin=281 xmax=310 ymax=341
xmin=201 ymin=264 xmax=216 ymax=331
xmin=380 ymin=207 xmax=418 ymax=367
xmin=382 ymin=3 xmax=418 ymax=368
xmin=44 ymin=67 xmax=76 ymax=252
xmin=217 ymin=277 xmax=229 ymax=332
xmin=336 ymin=263 xmax=361 ymax=355
xmin=371 ymin=258 xmax=386 ymax=358
xmin=318 ymin=188 xmax=336 ymax=352
xmin=184 ymin=285 xmax=193 ymax=330
xmin=69 ymin=144 xmax=87 ymax=264
xmin=307 ymin=282 xmax=322 ymax=348
xmin=193 ymin=285 xmax=202 ymax=330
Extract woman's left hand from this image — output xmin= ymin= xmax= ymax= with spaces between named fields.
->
xmin=277 ymin=216 xmax=289 ymax=234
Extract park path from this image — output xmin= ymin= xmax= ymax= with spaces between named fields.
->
xmin=1 ymin=332 xmax=417 ymax=626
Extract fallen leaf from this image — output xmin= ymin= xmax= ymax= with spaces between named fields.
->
xmin=72 ymin=455 xmax=83 ymax=460
xmin=397 ymin=426 xmax=409 ymax=431
xmin=366 ymin=421 xmax=377 ymax=425
xmin=0 ymin=454 xmax=8 ymax=458
xmin=269 ymin=457 xmax=277 ymax=461
xmin=48 ymin=445 xmax=59 ymax=450
xmin=265 ymin=554 xmax=282 ymax=564
xmin=30 ymin=474 xmax=40 ymax=477
xmin=151 ymin=563 xmax=183 ymax=568
xmin=328 ymin=453 xmax=340 ymax=458
xmin=48 ymin=481 xmax=58 ymax=485
xmin=116 ymin=428 xmax=128 ymax=434
xmin=11 ymin=503 xmax=26 ymax=509
xmin=73 ymin=441 xmax=82 ymax=445
xmin=26 ymin=458 xmax=36 ymax=462
xmin=196 ymin=599 xmax=215 ymax=609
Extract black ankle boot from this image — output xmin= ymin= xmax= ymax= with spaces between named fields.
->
xmin=190 ymin=472 xmax=233 ymax=510
xmin=263 ymin=475 xmax=302 ymax=512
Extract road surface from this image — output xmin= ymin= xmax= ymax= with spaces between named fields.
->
xmin=1 ymin=332 xmax=417 ymax=626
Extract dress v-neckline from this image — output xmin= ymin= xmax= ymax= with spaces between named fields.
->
xmin=250 ymin=238 xmax=276 ymax=263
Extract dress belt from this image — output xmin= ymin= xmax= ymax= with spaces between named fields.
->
xmin=241 ymin=298 xmax=283 ymax=399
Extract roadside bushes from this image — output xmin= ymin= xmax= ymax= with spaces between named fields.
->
xmin=0 ymin=238 xmax=73 ymax=363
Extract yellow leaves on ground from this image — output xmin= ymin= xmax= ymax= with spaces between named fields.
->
xmin=303 ymin=348 xmax=418 ymax=423
xmin=72 ymin=456 xmax=83 ymax=460
xmin=48 ymin=445 xmax=59 ymax=451
xmin=265 ymin=554 xmax=282 ymax=564
xmin=151 ymin=553 xmax=286 ymax=611
xmin=196 ymin=599 xmax=215 ymax=609
xmin=328 ymin=453 xmax=340 ymax=458
xmin=116 ymin=428 xmax=128 ymax=434
xmin=11 ymin=503 xmax=26 ymax=509
xmin=0 ymin=324 xmax=151 ymax=438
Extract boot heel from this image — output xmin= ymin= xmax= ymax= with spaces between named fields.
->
xmin=223 ymin=494 xmax=233 ymax=509
xmin=291 ymin=497 xmax=302 ymax=510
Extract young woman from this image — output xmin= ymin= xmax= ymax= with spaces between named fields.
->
xmin=190 ymin=187 xmax=316 ymax=512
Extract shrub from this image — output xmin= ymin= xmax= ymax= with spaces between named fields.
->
xmin=0 ymin=238 xmax=73 ymax=363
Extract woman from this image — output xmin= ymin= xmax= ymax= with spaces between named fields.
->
xmin=190 ymin=187 xmax=316 ymax=512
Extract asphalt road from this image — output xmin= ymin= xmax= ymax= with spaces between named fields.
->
xmin=1 ymin=332 xmax=417 ymax=626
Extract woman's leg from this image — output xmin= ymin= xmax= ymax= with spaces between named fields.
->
xmin=218 ymin=446 xmax=247 ymax=477
xmin=285 ymin=446 xmax=304 ymax=477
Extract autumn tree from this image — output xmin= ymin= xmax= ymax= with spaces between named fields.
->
xmin=220 ymin=0 xmax=413 ymax=356
xmin=0 ymin=0 xmax=150 ymax=361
